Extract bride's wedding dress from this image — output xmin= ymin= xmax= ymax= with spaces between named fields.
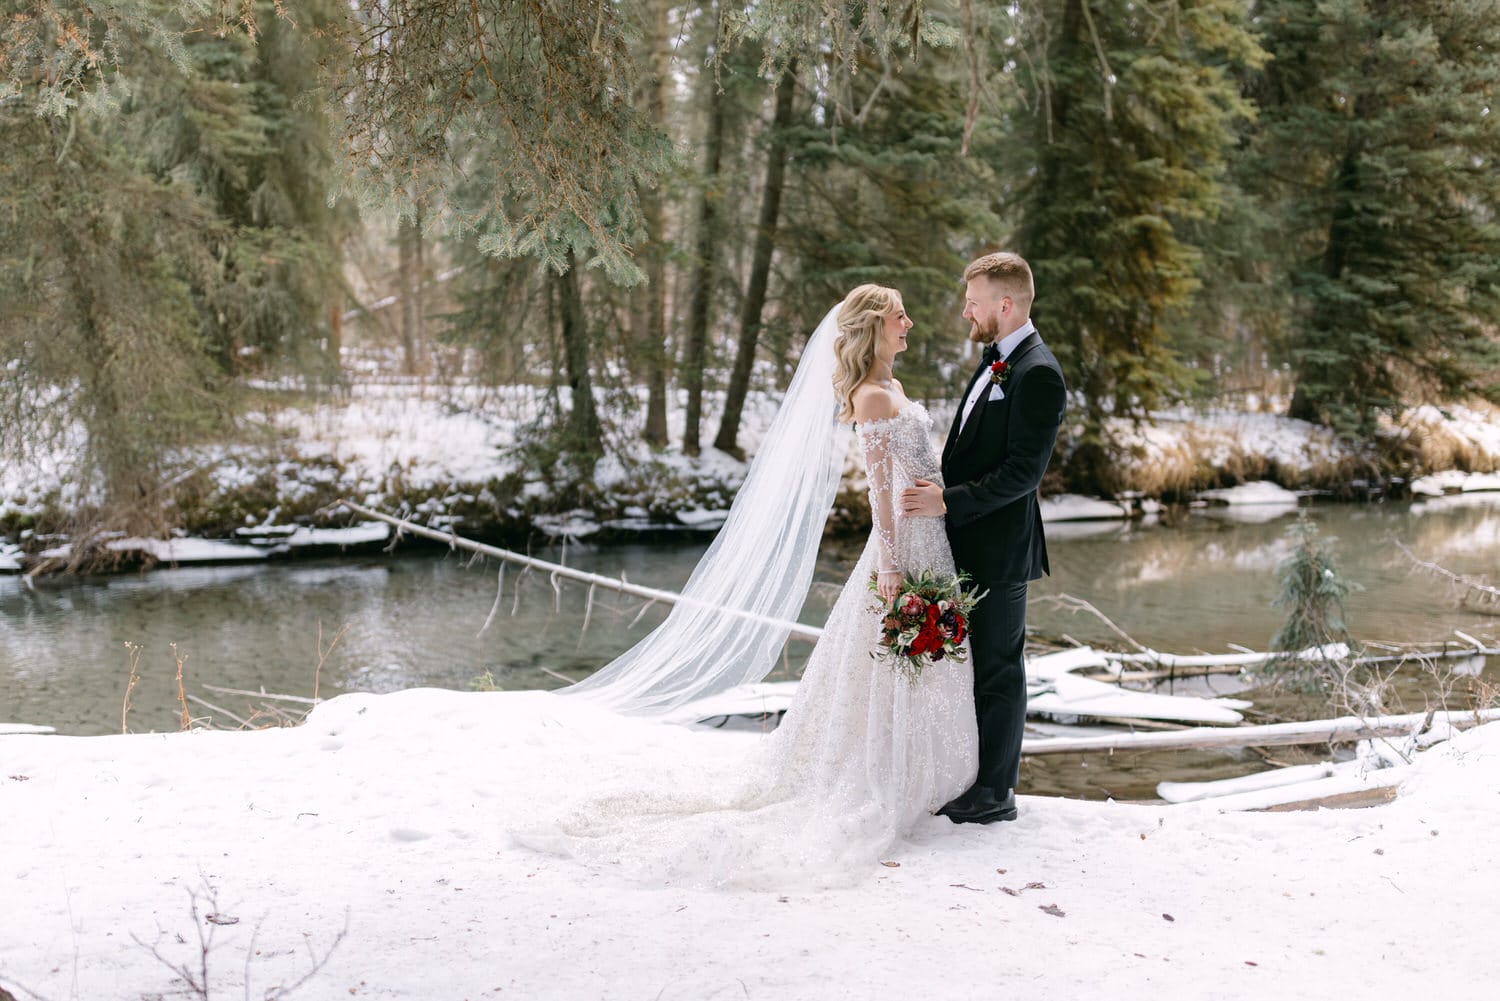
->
xmin=514 ymin=401 xmax=978 ymax=889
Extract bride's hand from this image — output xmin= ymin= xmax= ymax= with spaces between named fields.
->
xmin=876 ymin=569 xmax=902 ymax=602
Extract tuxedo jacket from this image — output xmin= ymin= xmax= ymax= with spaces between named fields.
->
xmin=940 ymin=330 xmax=1067 ymax=585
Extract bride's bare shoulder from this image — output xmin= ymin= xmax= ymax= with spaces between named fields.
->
xmin=850 ymin=383 xmax=900 ymax=424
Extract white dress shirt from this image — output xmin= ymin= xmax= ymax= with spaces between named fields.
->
xmin=959 ymin=319 xmax=1036 ymax=430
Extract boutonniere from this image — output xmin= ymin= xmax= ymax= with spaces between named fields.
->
xmin=988 ymin=358 xmax=1010 ymax=386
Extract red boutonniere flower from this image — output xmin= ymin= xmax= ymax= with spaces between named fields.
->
xmin=988 ymin=358 xmax=1010 ymax=386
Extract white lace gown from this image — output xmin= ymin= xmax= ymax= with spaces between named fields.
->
xmin=514 ymin=403 xmax=978 ymax=888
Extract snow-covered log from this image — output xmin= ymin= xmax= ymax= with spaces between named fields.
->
xmin=1020 ymin=709 xmax=1500 ymax=755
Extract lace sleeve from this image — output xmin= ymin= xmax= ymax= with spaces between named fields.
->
xmin=857 ymin=423 xmax=900 ymax=573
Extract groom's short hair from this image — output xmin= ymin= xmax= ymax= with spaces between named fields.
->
xmin=964 ymin=252 xmax=1034 ymax=314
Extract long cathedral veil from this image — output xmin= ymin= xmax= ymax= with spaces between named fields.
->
xmin=561 ymin=302 xmax=849 ymax=715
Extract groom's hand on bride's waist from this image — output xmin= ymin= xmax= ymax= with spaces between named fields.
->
xmin=900 ymin=480 xmax=946 ymax=517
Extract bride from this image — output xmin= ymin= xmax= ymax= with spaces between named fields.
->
xmin=515 ymin=285 xmax=978 ymax=888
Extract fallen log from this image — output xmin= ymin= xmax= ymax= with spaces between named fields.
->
xmin=1020 ymin=708 xmax=1500 ymax=756
xmin=341 ymin=501 xmax=823 ymax=642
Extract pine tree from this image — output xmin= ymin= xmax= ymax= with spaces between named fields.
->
xmin=775 ymin=32 xmax=1001 ymax=404
xmin=0 ymin=1 xmax=347 ymax=542
xmin=1267 ymin=514 xmax=1363 ymax=698
xmin=1246 ymin=0 xmax=1500 ymax=435
xmin=134 ymin=3 xmax=350 ymax=379
xmin=0 ymin=113 xmax=229 ymax=535
xmin=1006 ymin=0 xmax=1265 ymax=460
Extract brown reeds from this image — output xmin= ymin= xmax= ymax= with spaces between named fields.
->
xmin=121 ymin=641 xmax=143 ymax=735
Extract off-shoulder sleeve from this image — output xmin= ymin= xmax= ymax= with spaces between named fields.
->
xmin=857 ymin=422 xmax=900 ymax=573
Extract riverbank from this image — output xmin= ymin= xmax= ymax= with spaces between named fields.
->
xmin=2 ymin=688 xmax=1496 ymax=1000
xmin=3 ymin=379 xmax=1498 ymax=572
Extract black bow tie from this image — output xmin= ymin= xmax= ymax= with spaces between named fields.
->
xmin=981 ymin=342 xmax=1001 ymax=366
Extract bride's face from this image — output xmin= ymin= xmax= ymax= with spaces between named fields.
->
xmin=878 ymin=300 xmax=913 ymax=358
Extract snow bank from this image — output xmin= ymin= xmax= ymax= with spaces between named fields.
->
xmin=2 ymin=689 xmax=1496 ymax=1000
xmin=1040 ymin=494 xmax=1130 ymax=522
xmin=1197 ymin=481 xmax=1302 ymax=507
xmin=105 ymin=537 xmax=272 ymax=563
xmin=1411 ymin=470 xmax=1500 ymax=497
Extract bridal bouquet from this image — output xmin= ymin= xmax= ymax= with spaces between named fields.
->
xmin=868 ymin=568 xmax=985 ymax=680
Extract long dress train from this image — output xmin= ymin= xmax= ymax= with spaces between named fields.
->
xmin=513 ymin=402 xmax=978 ymax=889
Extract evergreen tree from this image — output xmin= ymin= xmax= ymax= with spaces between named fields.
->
xmin=1005 ymin=0 xmax=1265 ymax=467
xmin=773 ymin=22 xmax=1001 ymax=403
xmin=0 ymin=112 xmax=228 ymax=534
xmin=0 ymin=1 xmax=347 ymax=541
xmin=329 ymin=0 xmax=672 ymax=284
xmin=1246 ymin=0 xmax=1500 ymax=435
xmin=134 ymin=3 xmax=350 ymax=379
xmin=1267 ymin=514 xmax=1363 ymax=698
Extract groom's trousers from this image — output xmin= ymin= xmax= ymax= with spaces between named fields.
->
xmin=967 ymin=580 xmax=1029 ymax=795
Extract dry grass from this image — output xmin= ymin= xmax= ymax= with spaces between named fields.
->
xmin=121 ymin=642 xmax=143 ymax=735
xmin=171 ymin=643 xmax=192 ymax=731
xmin=1391 ymin=400 xmax=1500 ymax=474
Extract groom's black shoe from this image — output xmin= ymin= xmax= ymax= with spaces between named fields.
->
xmin=938 ymin=786 xmax=1018 ymax=825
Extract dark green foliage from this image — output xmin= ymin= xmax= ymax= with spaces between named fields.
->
xmin=135 ymin=4 xmax=349 ymax=379
xmin=1270 ymin=515 xmax=1356 ymax=655
xmin=1265 ymin=514 xmax=1370 ymax=704
xmin=777 ymin=42 xmax=1001 ymax=403
xmin=0 ymin=1 xmax=347 ymax=541
xmin=0 ymin=111 xmax=229 ymax=530
xmin=1246 ymin=0 xmax=1500 ymax=434
xmin=1009 ymin=0 xmax=1266 ymax=435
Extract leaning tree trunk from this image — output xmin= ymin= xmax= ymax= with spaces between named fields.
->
xmin=681 ymin=54 xmax=728 ymax=458
xmin=714 ymin=60 xmax=797 ymax=458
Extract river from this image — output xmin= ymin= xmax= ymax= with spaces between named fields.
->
xmin=3 ymin=495 xmax=1496 ymax=798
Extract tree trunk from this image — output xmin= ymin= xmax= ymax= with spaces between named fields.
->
xmin=397 ymin=206 xmax=424 ymax=377
xmin=681 ymin=48 xmax=728 ymax=457
xmin=557 ymin=250 xmax=603 ymax=459
xmin=633 ymin=0 xmax=672 ymax=447
xmin=1289 ymin=140 xmax=1362 ymax=425
xmin=714 ymin=61 xmax=797 ymax=459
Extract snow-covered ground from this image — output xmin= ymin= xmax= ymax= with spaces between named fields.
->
xmin=2 ymin=689 xmax=1496 ymax=1000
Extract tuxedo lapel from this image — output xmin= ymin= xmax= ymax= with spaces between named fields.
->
xmin=949 ymin=332 xmax=1044 ymax=458
xmin=944 ymin=354 xmax=993 ymax=464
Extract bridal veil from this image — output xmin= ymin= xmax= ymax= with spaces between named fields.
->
xmin=560 ymin=302 xmax=849 ymax=715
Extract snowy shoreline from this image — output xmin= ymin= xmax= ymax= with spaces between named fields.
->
xmin=3 ymin=383 xmax=1499 ymax=574
xmin=2 ymin=688 xmax=1497 ymax=1000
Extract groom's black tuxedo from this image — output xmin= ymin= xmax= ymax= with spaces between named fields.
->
xmin=941 ymin=331 xmax=1067 ymax=584
xmin=940 ymin=329 xmax=1067 ymax=800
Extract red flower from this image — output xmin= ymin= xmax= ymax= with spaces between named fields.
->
xmin=989 ymin=359 xmax=1010 ymax=386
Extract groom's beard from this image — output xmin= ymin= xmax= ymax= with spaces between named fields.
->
xmin=968 ymin=316 xmax=1001 ymax=345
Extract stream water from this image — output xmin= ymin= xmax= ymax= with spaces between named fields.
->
xmin=3 ymin=495 xmax=1497 ymax=799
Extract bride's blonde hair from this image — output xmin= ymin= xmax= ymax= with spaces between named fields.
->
xmin=832 ymin=284 xmax=902 ymax=423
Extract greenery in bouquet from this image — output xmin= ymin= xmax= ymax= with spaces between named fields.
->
xmin=867 ymin=568 xmax=986 ymax=680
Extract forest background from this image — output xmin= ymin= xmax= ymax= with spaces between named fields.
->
xmin=2 ymin=0 xmax=1498 ymax=563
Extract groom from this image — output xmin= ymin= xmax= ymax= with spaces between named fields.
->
xmin=901 ymin=252 xmax=1067 ymax=824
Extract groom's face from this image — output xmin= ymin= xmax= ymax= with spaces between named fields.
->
xmin=962 ymin=278 xmax=1007 ymax=344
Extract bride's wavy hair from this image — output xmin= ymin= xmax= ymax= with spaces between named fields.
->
xmin=832 ymin=284 xmax=901 ymax=423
